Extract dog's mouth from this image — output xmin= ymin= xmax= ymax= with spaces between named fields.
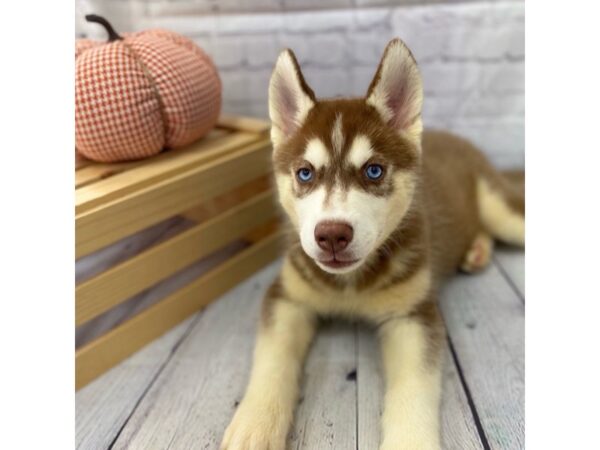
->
xmin=317 ymin=258 xmax=359 ymax=269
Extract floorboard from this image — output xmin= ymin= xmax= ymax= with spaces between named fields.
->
xmin=288 ymin=322 xmax=357 ymax=449
xmin=75 ymin=316 xmax=197 ymax=450
xmin=494 ymin=246 xmax=525 ymax=300
xmin=111 ymin=262 xmax=281 ymax=450
xmin=439 ymin=262 xmax=525 ymax=450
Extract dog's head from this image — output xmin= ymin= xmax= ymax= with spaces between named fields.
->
xmin=269 ymin=39 xmax=423 ymax=275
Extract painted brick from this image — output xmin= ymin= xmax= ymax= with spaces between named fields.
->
xmin=283 ymin=10 xmax=353 ymax=33
xmin=302 ymin=67 xmax=352 ymax=98
xmin=350 ymin=66 xmax=377 ymax=96
xmin=353 ymin=8 xmax=391 ymax=29
xmin=211 ymin=36 xmax=246 ymax=68
xmin=282 ymin=0 xmax=352 ymax=10
xmin=244 ymin=35 xmax=281 ymax=68
xmin=306 ymin=33 xmax=348 ymax=67
xmin=481 ymin=61 xmax=525 ymax=94
xmin=278 ymin=34 xmax=312 ymax=65
xmin=421 ymin=61 xmax=482 ymax=95
xmin=348 ymin=30 xmax=393 ymax=66
xmin=215 ymin=13 xmax=284 ymax=34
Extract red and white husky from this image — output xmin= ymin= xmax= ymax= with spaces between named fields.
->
xmin=221 ymin=38 xmax=524 ymax=450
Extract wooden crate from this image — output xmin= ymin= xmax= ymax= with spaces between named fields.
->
xmin=75 ymin=115 xmax=283 ymax=390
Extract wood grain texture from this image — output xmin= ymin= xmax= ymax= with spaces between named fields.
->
xmin=111 ymin=261 xmax=281 ymax=450
xmin=76 ymin=230 xmax=284 ymax=389
xmin=356 ymin=325 xmax=383 ymax=450
xmin=440 ymin=347 xmax=484 ymax=450
xmin=439 ymin=265 xmax=525 ymax=450
xmin=76 ymin=139 xmax=271 ymax=258
xmin=289 ymin=322 xmax=357 ymax=450
xmin=76 ymin=190 xmax=277 ymax=326
xmin=493 ymin=247 xmax=525 ymax=300
xmin=218 ymin=114 xmax=270 ymax=134
xmin=356 ymin=327 xmax=483 ymax=450
xmin=75 ymin=130 xmax=256 ymax=214
xmin=76 ymin=317 xmax=196 ymax=450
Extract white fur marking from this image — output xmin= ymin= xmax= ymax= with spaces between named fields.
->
xmin=331 ymin=113 xmax=344 ymax=155
xmin=304 ymin=138 xmax=330 ymax=169
xmin=347 ymin=134 xmax=374 ymax=168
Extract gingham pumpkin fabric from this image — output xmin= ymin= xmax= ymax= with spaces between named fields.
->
xmin=76 ymin=27 xmax=221 ymax=162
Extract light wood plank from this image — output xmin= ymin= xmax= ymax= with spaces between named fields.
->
xmin=289 ymin=322 xmax=357 ymax=449
xmin=75 ymin=130 xmax=232 ymax=189
xmin=76 ymin=139 xmax=271 ymax=258
xmin=439 ymin=265 xmax=524 ymax=450
xmin=76 ymin=152 xmax=91 ymax=170
xmin=76 ymin=230 xmax=284 ymax=389
xmin=76 ymin=317 xmax=196 ymax=450
xmin=440 ymin=347 xmax=484 ymax=450
xmin=181 ymin=174 xmax=272 ymax=223
xmin=76 ymin=190 xmax=277 ymax=326
xmin=356 ymin=327 xmax=483 ymax=449
xmin=75 ymin=131 xmax=260 ymax=214
xmin=111 ymin=261 xmax=281 ymax=450
xmin=494 ymin=247 xmax=525 ymax=299
xmin=218 ymin=114 xmax=270 ymax=134
xmin=356 ymin=326 xmax=382 ymax=449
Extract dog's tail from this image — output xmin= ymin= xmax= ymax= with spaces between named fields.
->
xmin=477 ymin=167 xmax=525 ymax=247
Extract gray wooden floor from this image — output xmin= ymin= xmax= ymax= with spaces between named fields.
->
xmin=76 ymin=247 xmax=524 ymax=450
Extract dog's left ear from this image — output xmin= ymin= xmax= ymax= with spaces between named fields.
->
xmin=269 ymin=49 xmax=316 ymax=149
xmin=366 ymin=39 xmax=423 ymax=144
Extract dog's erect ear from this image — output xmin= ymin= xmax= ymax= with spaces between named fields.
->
xmin=269 ymin=49 xmax=316 ymax=149
xmin=366 ymin=39 xmax=423 ymax=144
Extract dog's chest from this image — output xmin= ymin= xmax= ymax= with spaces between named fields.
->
xmin=280 ymin=257 xmax=432 ymax=322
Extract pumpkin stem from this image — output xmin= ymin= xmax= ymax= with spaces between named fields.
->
xmin=85 ymin=14 xmax=123 ymax=42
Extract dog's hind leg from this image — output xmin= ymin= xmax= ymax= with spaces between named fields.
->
xmin=477 ymin=169 xmax=525 ymax=247
xmin=460 ymin=232 xmax=494 ymax=273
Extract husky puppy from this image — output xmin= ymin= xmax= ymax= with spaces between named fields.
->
xmin=221 ymin=38 xmax=524 ymax=450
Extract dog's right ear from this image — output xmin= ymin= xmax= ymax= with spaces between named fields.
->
xmin=269 ymin=49 xmax=316 ymax=149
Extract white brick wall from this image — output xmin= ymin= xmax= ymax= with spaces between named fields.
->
xmin=76 ymin=0 xmax=524 ymax=168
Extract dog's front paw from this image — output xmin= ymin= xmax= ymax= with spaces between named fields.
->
xmin=220 ymin=400 xmax=288 ymax=450
xmin=379 ymin=434 xmax=441 ymax=450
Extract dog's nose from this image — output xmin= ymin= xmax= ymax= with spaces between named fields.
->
xmin=314 ymin=221 xmax=354 ymax=253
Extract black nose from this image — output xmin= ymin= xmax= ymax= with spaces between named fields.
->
xmin=314 ymin=221 xmax=354 ymax=253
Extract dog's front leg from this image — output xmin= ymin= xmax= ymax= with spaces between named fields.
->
xmin=221 ymin=289 xmax=317 ymax=450
xmin=378 ymin=301 xmax=445 ymax=450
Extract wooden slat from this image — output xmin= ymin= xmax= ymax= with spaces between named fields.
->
xmin=76 ymin=317 xmax=196 ymax=449
xmin=76 ymin=230 xmax=283 ymax=390
xmin=217 ymin=114 xmax=270 ymax=134
xmin=439 ymin=265 xmax=524 ymax=449
xmin=76 ymin=163 xmax=138 ymax=189
xmin=76 ymin=152 xmax=91 ymax=170
xmin=181 ymin=174 xmax=272 ymax=223
xmin=289 ymin=322 xmax=357 ymax=449
xmin=76 ymin=139 xmax=271 ymax=258
xmin=75 ymin=129 xmax=231 ymax=190
xmin=76 ymin=131 xmax=261 ymax=214
xmin=110 ymin=261 xmax=281 ymax=450
xmin=76 ymin=190 xmax=278 ymax=326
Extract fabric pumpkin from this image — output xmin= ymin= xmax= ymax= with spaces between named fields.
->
xmin=76 ymin=15 xmax=222 ymax=162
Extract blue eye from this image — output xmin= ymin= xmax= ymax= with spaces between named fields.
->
xmin=297 ymin=167 xmax=313 ymax=182
xmin=365 ymin=164 xmax=384 ymax=180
